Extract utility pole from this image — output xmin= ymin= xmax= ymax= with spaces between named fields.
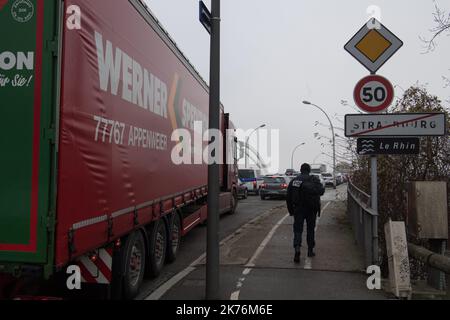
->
xmin=206 ymin=0 xmax=221 ymax=300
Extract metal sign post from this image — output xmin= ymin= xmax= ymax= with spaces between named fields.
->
xmin=201 ymin=0 xmax=221 ymax=300
xmin=345 ymin=18 xmax=405 ymax=267
xmin=371 ymin=156 xmax=379 ymax=264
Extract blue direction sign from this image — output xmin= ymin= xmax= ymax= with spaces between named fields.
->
xmin=199 ymin=1 xmax=212 ymax=34
xmin=357 ymin=138 xmax=420 ymax=155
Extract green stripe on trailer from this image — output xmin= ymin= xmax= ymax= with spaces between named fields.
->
xmin=0 ymin=0 xmax=59 ymax=275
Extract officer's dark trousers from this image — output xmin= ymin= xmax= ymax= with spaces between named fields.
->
xmin=293 ymin=211 xmax=317 ymax=249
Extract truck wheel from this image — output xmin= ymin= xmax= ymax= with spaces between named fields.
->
xmin=146 ymin=219 xmax=167 ymax=278
xmin=166 ymin=213 xmax=181 ymax=263
xmin=122 ymin=231 xmax=146 ymax=300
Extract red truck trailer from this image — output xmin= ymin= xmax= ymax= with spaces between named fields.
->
xmin=0 ymin=0 xmax=238 ymax=299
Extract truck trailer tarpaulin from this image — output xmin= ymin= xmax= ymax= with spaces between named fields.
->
xmin=0 ymin=0 xmax=238 ymax=299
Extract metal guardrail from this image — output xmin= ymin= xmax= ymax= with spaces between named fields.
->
xmin=408 ymin=243 xmax=450 ymax=274
xmin=347 ymin=181 xmax=379 ymax=268
xmin=408 ymin=243 xmax=449 ymax=293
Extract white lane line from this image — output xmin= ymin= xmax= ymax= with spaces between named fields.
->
xmin=243 ymin=268 xmax=252 ymax=276
xmin=304 ymin=258 xmax=312 ymax=270
xmin=304 ymin=201 xmax=331 ymax=270
xmin=230 ymin=291 xmax=240 ymax=301
xmin=245 ymin=213 xmax=290 ymax=268
xmin=145 ymin=266 xmax=197 ymax=300
xmin=231 ymin=213 xmax=290 ymax=301
xmin=144 ymin=206 xmax=282 ymax=300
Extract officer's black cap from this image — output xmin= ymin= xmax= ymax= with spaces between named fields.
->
xmin=300 ymin=163 xmax=311 ymax=174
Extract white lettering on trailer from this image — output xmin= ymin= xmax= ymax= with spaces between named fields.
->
xmin=182 ymin=99 xmax=208 ymax=132
xmin=94 ymin=31 xmax=168 ymax=119
xmin=93 ymin=115 xmax=168 ymax=151
xmin=0 ymin=51 xmax=34 ymax=70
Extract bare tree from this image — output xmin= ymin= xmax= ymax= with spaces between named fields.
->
xmin=421 ymin=1 xmax=450 ymax=102
xmin=421 ymin=1 xmax=450 ymax=52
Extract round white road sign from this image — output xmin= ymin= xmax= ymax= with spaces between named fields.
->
xmin=353 ymin=75 xmax=394 ymax=113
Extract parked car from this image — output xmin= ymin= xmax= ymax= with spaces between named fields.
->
xmin=311 ymin=173 xmax=326 ymax=189
xmin=321 ymin=173 xmax=335 ymax=187
xmin=335 ymin=173 xmax=344 ymax=185
xmin=238 ymin=169 xmax=264 ymax=195
xmin=285 ymin=169 xmax=299 ymax=176
xmin=237 ymin=179 xmax=248 ymax=199
xmin=260 ymin=176 xmax=290 ymax=200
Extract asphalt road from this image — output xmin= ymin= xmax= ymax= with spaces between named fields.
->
xmin=142 ymin=185 xmax=388 ymax=300
xmin=136 ymin=195 xmax=285 ymax=300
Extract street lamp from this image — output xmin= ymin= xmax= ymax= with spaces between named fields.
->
xmin=291 ymin=142 xmax=306 ymax=170
xmin=245 ymin=124 xmax=266 ymax=168
xmin=302 ymin=100 xmax=337 ymax=189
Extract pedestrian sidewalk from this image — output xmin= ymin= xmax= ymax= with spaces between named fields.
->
xmin=155 ymin=190 xmax=388 ymax=300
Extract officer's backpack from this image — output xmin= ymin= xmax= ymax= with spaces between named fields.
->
xmin=294 ymin=177 xmax=321 ymax=212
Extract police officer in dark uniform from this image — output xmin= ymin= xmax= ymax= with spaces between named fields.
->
xmin=286 ymin=163 xmax=325 ymax=263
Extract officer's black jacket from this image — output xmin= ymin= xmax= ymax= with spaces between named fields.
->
xmin=286 ymin=174 xmax=325 ymax=216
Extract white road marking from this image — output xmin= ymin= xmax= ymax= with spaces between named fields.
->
xmin=304 ymin=201 xmax=331 ymax=270
xmin=145 ymin=266 xmax=196 ymax=300
xmin=230 ymin=291 xmax=240 ymax=301
xmin=245 ymin=213 xmax=290 ymax=268
xmin=304 ymin=258 xmax=312 ymax=270
xmin=144 ymin=205 xmax=282 ymax=300
xmin=230 ymin=213 xmax=290 ymax=301
xmin=243 ymin=268 xmax=252 ymax=276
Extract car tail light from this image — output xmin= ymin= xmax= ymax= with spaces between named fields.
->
xmin=253 ymin=181 xmax=257 ymax=189
xmin=281 ymin=184 xmax=288 ymax=189
xmin=261 ymin=184 xmax=266 ymax=189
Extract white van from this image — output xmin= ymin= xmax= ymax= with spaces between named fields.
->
xmin=238 ymin=169 xmax=264 ymax=195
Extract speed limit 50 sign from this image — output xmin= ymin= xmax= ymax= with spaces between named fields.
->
xmin=354 ymin=75 xmax=394 ymax=113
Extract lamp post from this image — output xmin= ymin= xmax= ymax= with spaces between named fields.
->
xmin=206 ymin=0 xmax=220 ymax=300
xmin=291 ymin=143 xmax=306 ymax=170
xmin=245 ymin=124 xmax=266 ymax=168
xmin=303 ymin=101 xmax=337 ymax=189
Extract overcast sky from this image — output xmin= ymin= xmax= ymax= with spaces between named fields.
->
xmin=146 ymin=0 xmax=450 ymax=173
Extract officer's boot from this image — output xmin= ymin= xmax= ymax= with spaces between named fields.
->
xmin=294 ymin=246 xmax=301 ymax=263
xmin=308 ymin=247 xmax=316 ymax=258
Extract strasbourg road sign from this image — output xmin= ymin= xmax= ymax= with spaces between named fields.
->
xmin=345 ymin=113 xmax=447 ymax=137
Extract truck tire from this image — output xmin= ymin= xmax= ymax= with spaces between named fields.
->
xmin=166 ymin=213 xmax=181 ymax=263
xmin=229 ymin=191 xmax=238 ymax=215
xmin=146 ymin=219 xmax=167 ymax=278
xmin=122 ymin=231 xmax=146 ymax=300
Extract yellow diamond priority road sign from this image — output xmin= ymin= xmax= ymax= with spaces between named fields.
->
xmin=345 ymin=18 xmax=403 ymax=74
